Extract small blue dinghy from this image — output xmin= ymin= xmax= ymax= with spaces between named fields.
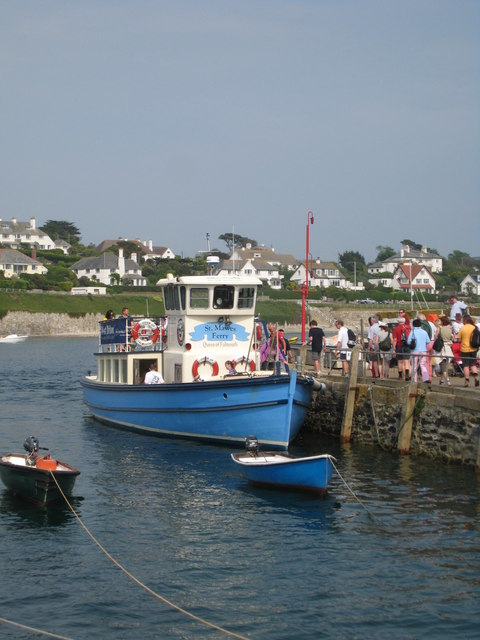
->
xmin=231 ymin=436 xmax=335 ymax=495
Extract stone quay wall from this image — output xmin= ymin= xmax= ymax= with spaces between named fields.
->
xmin=304 ymin=378 xmax=480 ymax=471
xmin=0 ymin=311 xmax=100 ymax=336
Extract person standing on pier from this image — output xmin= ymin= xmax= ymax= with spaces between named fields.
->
xmin=392 ymin=317 xmax=411 ymax=380
xmin=334 ymin=319 xmax=350 ymax=377
xmin=448 ymin=296 xmax=468 ymax=322
xmin=456 ymin=315 xmax=479 ymax=387
xmin=307 ymin=320 xmax=326 ymax=376
xmin=407 ymin=319 xmax=432 ymax=383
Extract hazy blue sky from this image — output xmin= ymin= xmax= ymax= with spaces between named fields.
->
xmin=2 ymin=1 xmax=479 ymax=262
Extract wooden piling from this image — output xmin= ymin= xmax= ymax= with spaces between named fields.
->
xmin=340 ymin=346 xmax=361 ymax=443
xmin=397 ymin=382 xmax=418 ymax=455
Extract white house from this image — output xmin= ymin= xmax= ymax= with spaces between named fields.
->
xmin=460 ymin=274 xmax=480 ymax=296
xmin=368 ymin=243 xmax=443 ymax=275
xmin=391 ymin=264 xmax=436 ymax=294
xmin=215 ymin=258 xmax=283 ymax=289
xmin=71 ymin=249 xmax=147 ymax=286
xmin=290 ymin=261 xmax=351 ymax=289
xmin=96 ymin=238 xmax=176 ymax=261
xmin=0 ymin=247 xmax=48 ymax=278
xmin=0 ymin=216 xmax=55 ymax=250
xmin=230 ymin=244 xmax=298 ymax=271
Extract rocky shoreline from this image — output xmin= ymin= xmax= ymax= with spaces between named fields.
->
xmin=0 ymin=307 xmax=386 ymax=339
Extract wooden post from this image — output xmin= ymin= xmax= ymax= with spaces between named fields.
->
xmin=397 ymin=382 xmax=418 ymax=455
xmin=340 ymin=346 xmax=361 ymax=443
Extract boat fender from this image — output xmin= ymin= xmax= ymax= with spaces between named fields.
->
xmin=311 ymin=379 xmax=326 ymax=392
xmin=192 ymin=356 xmax=219 ymax=378
xmin=233 ymin=356 xmax=256 ymax=372
xmin=256 ymin=325 xmax=262 ymax=341
xmin=131 ymin=319 xmax=160 ymax=347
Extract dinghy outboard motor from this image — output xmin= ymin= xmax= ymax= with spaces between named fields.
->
xmin=24 ymin=436 xmax=40 ymax=455
xmin=245 ymin=435 xmax=259 ymax=455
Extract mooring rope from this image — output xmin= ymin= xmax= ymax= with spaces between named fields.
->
xmin=49 ymin=473 xmax=249 ymax=640
xmin=330 ymin=459 xmax=376 ymax=520
xmin=0 ymin=616 xmax=74 ymax=639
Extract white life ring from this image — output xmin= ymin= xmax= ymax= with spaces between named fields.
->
xmin=192 ymin=356 xmax=219 ymax=378
xmin=131 ymin=319 xmax=160 ymax=347
xmin=233 ymin=356 xmax=255 ymax=372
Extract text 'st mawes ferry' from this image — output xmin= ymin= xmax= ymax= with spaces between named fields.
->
xmin=81 ymin=275 xmax=319 ymax=449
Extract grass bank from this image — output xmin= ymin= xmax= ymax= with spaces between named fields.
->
xmin=0 ymin=291 xmax=302 ymax=324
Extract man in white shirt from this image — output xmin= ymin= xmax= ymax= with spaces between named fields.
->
xmin=144 ymin=362 xmax=164 ymax=384
xmin=448 ymin=296 xmax=467 ymax=321
xmin=334 ymin=319 xmax=350 ymax=377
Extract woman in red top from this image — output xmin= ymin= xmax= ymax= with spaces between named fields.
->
xmin=392 ymin=318 xmax=411 ymax=380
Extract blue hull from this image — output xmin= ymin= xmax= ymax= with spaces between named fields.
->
xmin=81 ymin=370 xmax=314 ymax=449
xmin=231 ymin=452 xmax=335 ymax=493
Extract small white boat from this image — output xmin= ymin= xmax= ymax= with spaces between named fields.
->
xmin=0 ymin=334 xmax=28 ymax=344
xmin=231 ymin=436 xmax=336 ymax=494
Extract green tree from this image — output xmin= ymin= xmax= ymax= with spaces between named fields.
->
xmin=338 ymin=250 xmax=366 ymax=274
xmin=375 ymin=245 xmax=395 ymax=262
xmin=219 ymin=233 xmax=257 ymax=252
xmin=40 ymin=220 xmax=81 ymax=244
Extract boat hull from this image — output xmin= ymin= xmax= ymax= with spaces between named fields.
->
xmin=81 ymin=370 xmax=314 ymax=449
xmin=231 ymin=452 xmax=335 ymax=494
xmin=0 ymin=455 xmax=80 ymax=506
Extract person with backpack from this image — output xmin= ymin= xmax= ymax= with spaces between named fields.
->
xmin=334 ymin=319 xmax=350 ymax=377
xmin=407 ymin=318 xmax=433 ymax=384
xmin=392 ymin=317 xmax=411 ymax=380
xmin=375 ymin=321 xmax=393 ymax=379
xmin=456 ymin=315 xmax=479 ymax=387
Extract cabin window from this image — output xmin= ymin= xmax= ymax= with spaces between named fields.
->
xmin=213 ymin=285 xmax=234 ymax=309
xmin=238 ymin=287 xmax=255 ymax=308
xmin=180 ymin=286 xmax=186 ymax=310
xmin=113 ymin=359 xmax=119 ymax=382
xmin=190 ymin=287 xmax=209 ymax=309
xmin=164 ymin=285 xmax=180 ymax=310
xmin=105 ymin=359 xmax=112 ymax=382
xmin=121 ymin=359 xmax=127 ymax=383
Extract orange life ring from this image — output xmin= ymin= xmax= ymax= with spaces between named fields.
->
xmin=233 ymin=356 xmax=255 ymax=372
xmin=192 ymin=356 xmax=219 ymax=378
xmin=131 ymin=319 xmax=160 ymax=347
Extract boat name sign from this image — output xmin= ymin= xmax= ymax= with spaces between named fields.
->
xmin=189 ymin=322 xmax=249 ymax=342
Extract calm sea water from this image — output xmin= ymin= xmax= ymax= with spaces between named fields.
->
xmin=1 ymin=338 xmax=480 ymax=639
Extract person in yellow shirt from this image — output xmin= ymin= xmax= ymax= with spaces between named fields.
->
xmin=456 ymin=315 xmax=478 ymax=387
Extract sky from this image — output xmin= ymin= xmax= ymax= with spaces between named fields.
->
xmin=1 ymin=1 xmax=479 ymax=263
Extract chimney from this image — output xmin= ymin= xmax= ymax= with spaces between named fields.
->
xmin=118 ymin=249 xmax=125 ymax=276
xmin=12 ymin=216 xmax=17 ymax=225
xmin=30 ymin=217 xmax=36 ymax=229
xmin=148 ymin=240 xmax=153 ymax=251
xmin=131 ymin=252 xmax=137 ymax=264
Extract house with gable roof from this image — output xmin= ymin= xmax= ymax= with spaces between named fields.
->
xmin=460 ymin=274 xmax=480 ymax=296
xmin=391 ymin=263 xmax=436 ymax=294
xmin=96 ymin=238 xmax=175 ymax=261
xmin=215 ymin=258 xmax=283 ymax=288
xmin=230 ymin=244 xmax=298 ymax=271
xmin=71 ymin=249 xmax=146 ymax=286
xmin=0 ymin=216 xmax=55 ymax=250
xmin=290 ymin=261 xmax=351 ymax=289
xmin=0 ymin=247 xmax=48 ymax=278
xmin=368 ymin=243 xmax=443 ymax=275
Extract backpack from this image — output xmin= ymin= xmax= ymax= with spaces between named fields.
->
xmin=420 ymin=319 xmax=432 ymax=339
xmin=379 ymin=332 xmax=392 ymax=351
xmin=470 ymin=326 xmax=480 ymax=349
xmin=347 ymin=328 xmax=356 ymax=347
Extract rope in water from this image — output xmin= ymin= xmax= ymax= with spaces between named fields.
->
xmin=0 ymin=616 xmax=74 ymax=639
xmin=330 ymin=459 xmax=376 ymax=520
xmin=49 ymin=473 xmax=249 ymax=640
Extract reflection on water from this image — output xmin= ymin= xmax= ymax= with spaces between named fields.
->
xmin=1 ymin=338 xmax=480 ymax=639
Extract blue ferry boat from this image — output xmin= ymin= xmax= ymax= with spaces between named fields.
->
xmin=81 ymin=275 xmax=320 ymax=449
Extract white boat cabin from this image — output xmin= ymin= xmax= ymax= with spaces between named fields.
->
xmin=95 ymin=275 xmax=265 ymax=384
